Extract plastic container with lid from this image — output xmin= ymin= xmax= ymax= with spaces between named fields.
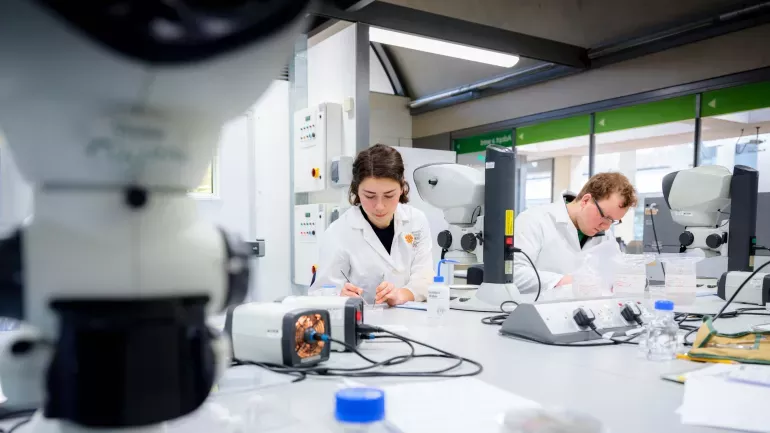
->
xmin=659 ymin=255 xmax=703 ymax=305
xmin=612 ymin=254 xmax=655 ymax=297
xmin=335 ymin=387 xmax=391 ymax=433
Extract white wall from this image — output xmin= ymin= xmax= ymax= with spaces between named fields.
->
xmin=196 ymin=116 xmax=251 ymax=238
xmin=252 ymin=81 xmax=292 ymax=301
xmin=413 ymin=24 xmax=770 ymax=138
xmin=308 ymin=24 xmax=359 ymax=157
xmin=370 ymin=92 xmax=412 ymax=147
xmin=0 ymin=133 xmax=33 ymax=236
xmin=370 ymin=47 xmax=394 ymax=95
xmin=195 ymin=81 xmax=291 ymax=302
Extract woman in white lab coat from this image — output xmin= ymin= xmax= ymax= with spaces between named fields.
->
xmin=513 ymin=172 xmax=638 ymax=295
xmin=311 ymin=144 xmax=433 ymax=306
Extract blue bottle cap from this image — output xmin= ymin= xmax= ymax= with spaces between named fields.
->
xmin=335 ymin=387 xmax=385 ymax=424
xmin=433 ymin=276 xmax=445 ymax=283
xmin=654 ymin=300 xmax=674 ymax=311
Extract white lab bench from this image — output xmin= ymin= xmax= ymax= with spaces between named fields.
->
xmin=253 ymin=297 xmax=768 ymax=433
xmin=2 ymin=296 xmax=768 ymax=433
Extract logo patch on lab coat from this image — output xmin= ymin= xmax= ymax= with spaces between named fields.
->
xmin=404 ymin=233 xmax=415 ymax=245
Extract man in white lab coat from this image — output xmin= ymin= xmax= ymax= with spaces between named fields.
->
xmin=513 ymin=172 xmax=638 ymax=294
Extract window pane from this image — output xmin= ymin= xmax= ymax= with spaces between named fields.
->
xmin=700 ymin=107 xmax=770 ymax=192
xmin=191 ymin=163 xmax=214 ymax=194
xmin=517 ymin=135 xmax=590 ymax=210
xmin=594 ymin=121 xmax=695 ymax=246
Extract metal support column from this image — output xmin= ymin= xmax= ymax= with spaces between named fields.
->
xmin=588 ymin=113 xmax=596 ymax=177
xmin=693 ymin=93 xmax=703 ymax=167
xmin=355 ymin=23 xmax=370 ymax=152
xmin=289 ymin=34 xmax=308 ymax=295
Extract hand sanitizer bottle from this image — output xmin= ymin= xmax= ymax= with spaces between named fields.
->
xmin=427 ymin=259 xmax=456 ymax=324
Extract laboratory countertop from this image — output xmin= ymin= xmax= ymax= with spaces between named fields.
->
xmin=2 ymin=296 xmax=768 ymax=433
xmin=226 ymin=296 xmax=769 ymax=433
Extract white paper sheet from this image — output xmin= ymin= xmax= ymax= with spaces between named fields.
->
xmin=680 ymin=365 xmax=770 ymax=433
xmin=382 ymin=378 xmax=539 ymax=433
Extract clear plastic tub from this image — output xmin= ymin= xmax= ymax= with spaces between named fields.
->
xmin=572 ymin=273 xmax=606 ymax=298
xmin=659 ymin=256 xmax=703 ymax=305
xmin=612 ymin=254 xmax=655 ymax=297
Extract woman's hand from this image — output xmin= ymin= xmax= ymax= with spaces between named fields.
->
xmin=341 ymin=283 xmax=363 ymax=298
xmin=375 ymin=281 xmax=396 ymax=304
xmin=376 ymin=284 xmax=414 ymax=307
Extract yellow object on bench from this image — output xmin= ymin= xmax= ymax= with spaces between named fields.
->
xmin=688 ymin=317 xmax=770 ymax=364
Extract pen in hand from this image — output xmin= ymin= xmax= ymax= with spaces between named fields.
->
xmin=340 ymin=270 xmax=368 ymax=304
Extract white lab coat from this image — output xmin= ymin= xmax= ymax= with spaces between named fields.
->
xmin=513 ymin=200 xmax=618 ymax=294
xmin=312 ymin=204 xmax=434 ymax=302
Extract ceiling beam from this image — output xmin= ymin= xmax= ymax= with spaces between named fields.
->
xmin=310 ymin=1 xmax=589 ymax=68
xmin=589 ymin=0 xmax=770 ymax=68
xmin=370 ymin=42 xmax=408 ymax=97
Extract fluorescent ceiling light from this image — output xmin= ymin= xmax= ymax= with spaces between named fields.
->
xmin=369 ymin=27 xmax=519 ymax=68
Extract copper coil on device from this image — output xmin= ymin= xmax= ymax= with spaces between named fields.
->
xmin=295 ymin=313 xmax=326 ymax=358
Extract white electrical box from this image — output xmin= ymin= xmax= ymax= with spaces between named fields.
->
xmin=293 ymin=203 xmax=348 ymax=286
xmin=293 ymin=103 xmax=343 ymax=193
xmin=330 ymin=155 xmax=353 ymax=188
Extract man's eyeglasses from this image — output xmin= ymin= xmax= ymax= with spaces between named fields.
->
xmin=592 ymin=197 xmax=622 ymax=226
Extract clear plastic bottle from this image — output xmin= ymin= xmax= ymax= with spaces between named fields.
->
xmin=643 ymin=300 xmax=678 ymax=361
xmin=427 ymin=259 xmax=456 ymax=324
xmin=335 ymin=387 xmax=390 ymax=433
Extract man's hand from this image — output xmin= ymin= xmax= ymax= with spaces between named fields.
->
xmin=375 ymin=281 xmax=395 ymax=304
xmin=556 ymin=275 xmax=573 ymax=287
xmin=341 ymin=283 xmax=363 ymax=298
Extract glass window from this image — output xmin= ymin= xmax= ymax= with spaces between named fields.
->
xmin=516 ymin=115 xmax=591 ymax=211
xmin=594 ymin=95 xmax=697 ymax=246
xmin=190 ymin=161 xmax=216 ymax=195
xmin=522 ymin=159 xmax=554 ymax=209
xmin=700 ymin=82 xmax=770 ymax=193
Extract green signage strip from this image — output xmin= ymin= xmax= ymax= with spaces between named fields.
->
xmin=701 ymin=81 xmax=770 ymax=117
xmin=453 ymin=130 xmax=513 ymax=154
xmin=595 ymin=95 xmax=696 ymax=133
xmin=516 ymin=115 xmax=590 ymax=145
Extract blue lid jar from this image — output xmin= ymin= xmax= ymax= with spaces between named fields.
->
xmin=654 ymin=300 xmax=674 ymax=311
xmin=335 ymin=387 xmax=385 ymax=424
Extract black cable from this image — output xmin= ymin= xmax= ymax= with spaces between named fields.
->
xmin=589 ymin=326 xmax=641 ymax=345
xmin=481 ymin=300 xmax=519 ymax=326
xmin=324 ymin=336 xmax=381 ymax=364
xmin=514 ymin=249 xmax=542 ymax=302
xmin=354 ymin=325 xmax=483 ymax=378
xmin=713 ymin=261 xmax=770 ymax=322
xmin=647 ymin=206 xmax=665 ymax=277
xmin=7 ymin=418 xmax=30 ymax=433
xmin=254 ymin=326 xmax=480 ymax=379
xmin=0 ymin=411 xmax=36 ymax=422
xmin=683 ymin=327 xmax=699 ymax=346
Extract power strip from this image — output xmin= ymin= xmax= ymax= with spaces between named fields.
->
xmin=500 ymin=297 xmax=649 ymax=344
